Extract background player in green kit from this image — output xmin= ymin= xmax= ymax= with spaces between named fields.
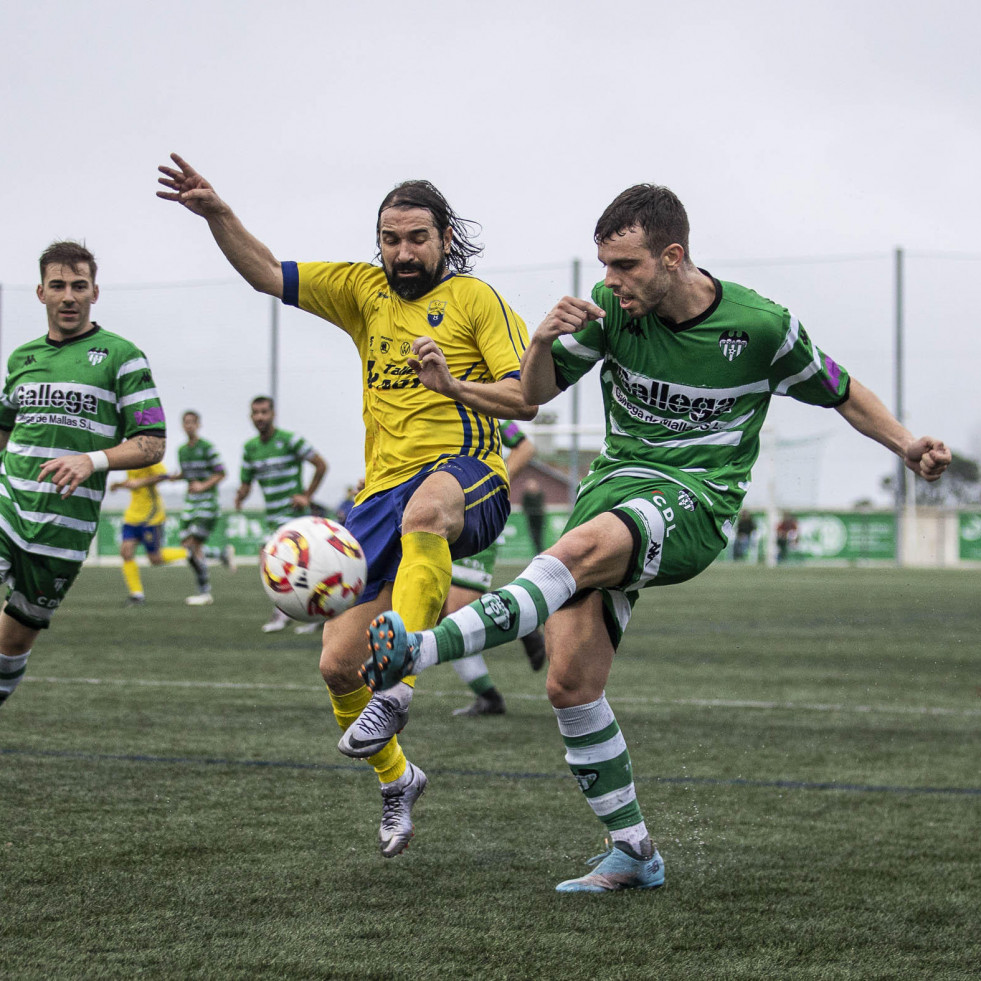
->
xmin=0 ymin=241 xmax=166 ymax=709
xmin=446 ymin=418 xmax=546 ymax=717
xmin=235 ymin=395 xmax=328 ymax=633
xmin=175 ymin=409 xmax=236 ymax=606
xmin=360 ymin=184 xmax=952 ymax=892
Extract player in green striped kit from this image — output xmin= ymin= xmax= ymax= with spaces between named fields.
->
xmin=176 ymin=410 xmax=236 ymax=606
xmin=0 ymin=241 xmax=166 ymax=710
xmin=359 ymin=184 xmax=951 ymax=892
xmin=235 ymin=395 xmax=328 ymax=632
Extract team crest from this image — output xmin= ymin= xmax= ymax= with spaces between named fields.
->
xmin=678 ymin=489 xmax=697 ymax=512
xmin=718 ymin=331 xmax=748 ymax=362
xmin=87 ymin=347 xmax=109 ymax=366
xmin=427 ymin=300 xmax=446 ymax=328
xmin=53 ymin=577 xmax=68 ymax=593
xmin=574 ymin=769 xmax=600 ymax=792
xmin=379 ymin=337 xmax=392 ymax=354
xmin=479 ymin=592 xmax=514 ymax=631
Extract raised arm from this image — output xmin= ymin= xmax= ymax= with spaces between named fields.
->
xmin=157 ymin=153 xmax=283 ymax=298
xmin=836 ymin=378 xmax=950 ymax=481
xmin=521 ymin=296 xmax=606 ymax=406
xmin=408 ymin=337 xmax=537 ymax=421
xmin=39 ymin=433 xmax=166 ymax=498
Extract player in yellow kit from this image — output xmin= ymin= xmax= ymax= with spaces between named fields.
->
xmin=110 ymin=463 xmax=186 ymax=604
xmin=158 ymin=154 xmax=535 ymax=857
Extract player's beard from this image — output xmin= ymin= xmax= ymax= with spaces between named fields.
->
xmin=384 ymin=256 xmax=446 ymax=301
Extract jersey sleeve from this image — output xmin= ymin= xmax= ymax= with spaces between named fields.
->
xmin=289 ymin=432 xmax=317 ymax=462
xmin=281 ymin=261 xmax=374 ymax=342
xmin=208 ymin=442 xmax=226 ymax=475
xmin=0 ymin=367 xmax=16 ymax=431
xmin=117 ymin=347 xmax=166 ymax=438
xmin=468 ymin=284 xmax=529 ymax=381
xmin=551 ymin=318 xmax=606 ymax=391
xmin=768 ymin=316 xmax=850 ymax=407
xmin=498 ymin=419 xmax=526 ymax=450
xmin=240 ymin=447 xmax=255 ymax=485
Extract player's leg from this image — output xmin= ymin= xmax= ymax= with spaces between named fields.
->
xmin=0 ymin=546 xmax=79 ymax=708
xmin=346 ymin=459 xmax=511 ymax=745
xmin=0 ymin=611 xmax=39 ymax=708
xmin=444 ymin=552 xmax=506 ymax=717
xmin=182 ymin=533 xmax=213 ymax=605
xmin=545 ymin=592 xmax=663 ymax=892
xmin=362 ymin=512 xmax=632 ymax=688
xmin=119 ymin=528 xmax=145 ymax=603
xmin=320 ymin=584 xmax=425 ymax=858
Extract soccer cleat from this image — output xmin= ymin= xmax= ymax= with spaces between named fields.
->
xmin=221 ymin=544 xmax=237 ymax=572
xmin=338 ymin=692 xmax=409 ymax=759
xmin=294 ymin=621 xmax=321 ymax=635
xmin=521 ymin=629 xmax=547 ymax=672
xmin=378 ymin=761 xmax=428 ymax=858
xmin=126 ymin=594 xmax=146 ymax=606
xmin=185 ymin=592 xmax=214 ymax=606
xmin=453 ymin=688 xmax=506 ymax=717
xmin=555 ymin=838 xmax=665 ymax=893
xmin=261 ymin=610 xmax=289 ymax=633
xmin=361 ymin=611 xmax=420 ymax=692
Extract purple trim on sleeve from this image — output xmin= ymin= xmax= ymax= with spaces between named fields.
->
xmin=821 ymin=355 xmax=843 ymax=394
xmin=134 ymin=406 xmax=166 ymax=427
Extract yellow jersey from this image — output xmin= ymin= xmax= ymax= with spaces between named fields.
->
xmin=121 ymin=463 xmax=168 ymax=526
xmin=282 ymin=261 xmax=529 ymax=500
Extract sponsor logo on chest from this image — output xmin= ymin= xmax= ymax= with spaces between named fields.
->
xmin=18 ymin=383 xmax=99 ymax=415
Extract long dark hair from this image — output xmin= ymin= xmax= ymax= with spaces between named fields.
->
xmin=376 ymin=180 xmax=483 ymax=274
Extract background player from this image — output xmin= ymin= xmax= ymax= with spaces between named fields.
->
xmin=445 ymin=418 xmax=546 ymax=717
xmin=0 ymin=241 xmax=165 ymax=709
xmin=359 ymin=183 xmax=951 ymax=891
xmin=174 ymin=409 xmax=236 ymax=606
xmin=110 ymin=464 xmax=186 ymax=604
xmin=158 ymin=153 xmax=534 ymax=858
xmin=235 ymin=395 xmax=328 ymax=632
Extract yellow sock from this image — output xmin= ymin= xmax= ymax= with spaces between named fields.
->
xmin=328 ymin=684 xmax=407 ymax=784
xmin=122 ymin=559 xmax=143 ymax=596
xmin=391 ymin=531 xmax=451 ymax=688
xmin=160 ymin=547 xmax=187 ymax=564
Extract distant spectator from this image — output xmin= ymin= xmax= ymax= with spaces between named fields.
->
xmin=733 ymin=510 xmax=756 ymax=561
xmin=776 ymin=512 xmax=799 ymax=563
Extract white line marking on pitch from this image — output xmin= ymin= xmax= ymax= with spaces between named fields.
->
xmin=25 ymin=676 xmax=981 ymax=717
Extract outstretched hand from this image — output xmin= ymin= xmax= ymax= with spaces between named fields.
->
xmin=156 ymin=153 xmax=228 ymax=218
xmin=904 ymin=437 xmax=951 ymax=482
xmin=534 ymin=296 xmax=605 ymax=344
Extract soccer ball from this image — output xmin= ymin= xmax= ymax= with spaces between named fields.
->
xmin=259 ymin=516 xmax=367 ymax=622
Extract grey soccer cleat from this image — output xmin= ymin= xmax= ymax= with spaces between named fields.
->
xmin=338 ymin=692 xmax=409 ymax=759
xmin=379 ymin=761 xmax=428 ymax=858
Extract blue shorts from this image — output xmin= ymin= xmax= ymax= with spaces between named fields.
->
xmin=121 ymin=523 xmax=164 ymax=556
xmin=345 ymin=456 xmax=510 ymax=604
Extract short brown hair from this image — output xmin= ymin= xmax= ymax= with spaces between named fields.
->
xmin=594 ymin=185 xmax=691 ymax=260
xmin=39 ymin=241 xmax=98 ymax=282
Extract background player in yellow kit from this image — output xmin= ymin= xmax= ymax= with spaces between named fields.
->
xmin=158 ymin=153 xmax=535 ymax=858
xmin=110 ymin=463 xmax=186 ymax=604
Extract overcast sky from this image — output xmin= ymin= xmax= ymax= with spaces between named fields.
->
xmin=2 ymin=0 xmax=979 ymax=510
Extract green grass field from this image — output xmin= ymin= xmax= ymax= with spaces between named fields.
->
xmin=2 ymin=563 xmax=979 ymax=980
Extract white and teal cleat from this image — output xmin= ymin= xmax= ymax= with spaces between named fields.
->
xmin=555 ymin=838 xmax=665 ymax=893
xmin=361 ymin=610 xmax=420 ymax=692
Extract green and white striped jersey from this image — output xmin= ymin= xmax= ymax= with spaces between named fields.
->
xmin=551 ymin=274 xmax=850 ymax=517
xmin=0 ymin=324 xmax=165 ymax=562
xmin=240 ymin=429 xmax=318 ymax=526
xmin=178 ymin=438 xmax=224 ymax=524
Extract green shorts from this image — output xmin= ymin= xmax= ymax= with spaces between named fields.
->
xmin=564 ymin=473 xmax=732 ymax=647
xmin=180 ymin=514 xmax=217 ymax=542
xmin=0 ymin=532 xmax=82 ymax=630
xmin=450 ymin=540 xmax=499 ymax=592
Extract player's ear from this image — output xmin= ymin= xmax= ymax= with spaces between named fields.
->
xmin=92 ymin=284 xmax=100 ymax=303
xmin=442 ymin=226 xmax=453 ymax=256
xmin=661 ymin=243 xmax=685 ymax=271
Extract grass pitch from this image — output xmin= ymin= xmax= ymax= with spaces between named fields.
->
xmin=2 ymin=564 xmax=979 ymax=979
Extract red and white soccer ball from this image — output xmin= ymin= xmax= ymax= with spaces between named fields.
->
xmin=259 ymin=516 xmax=367 ymax=622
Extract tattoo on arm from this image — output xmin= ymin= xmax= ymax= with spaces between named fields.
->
xmin=132 ymin=434 xmax=167 ymax=465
